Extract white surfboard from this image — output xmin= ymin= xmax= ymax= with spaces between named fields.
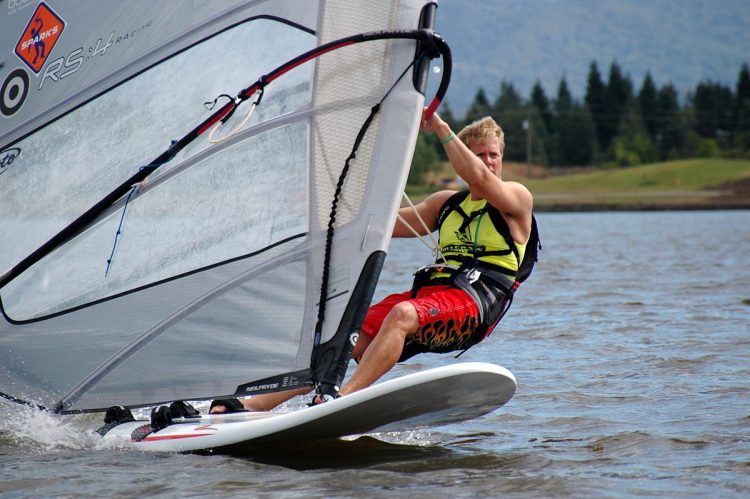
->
xmin=100 ymin=362 xmax=516 ymax=453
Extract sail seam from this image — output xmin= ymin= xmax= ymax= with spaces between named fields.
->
xmin=56 ymin=244 xmax=312 ymax=412
xmin=1 ymin=233 xmax=307 ymax=325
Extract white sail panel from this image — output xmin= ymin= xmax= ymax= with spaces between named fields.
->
xmin=1 ymin=18 xmax=314 ymax=285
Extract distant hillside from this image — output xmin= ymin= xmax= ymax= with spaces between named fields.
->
xmin=433 ymin=0 xmax=750 ymax=116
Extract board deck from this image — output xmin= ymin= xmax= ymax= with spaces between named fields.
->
xmin=100 ymin=362 xmax=516 ymax=453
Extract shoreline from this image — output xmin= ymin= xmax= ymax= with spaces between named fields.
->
xmin=534 ymin=202 xmax=750 ymax=212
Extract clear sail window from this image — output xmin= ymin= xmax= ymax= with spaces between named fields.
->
xmin=2 ymin=19 xmax=314 ymax=321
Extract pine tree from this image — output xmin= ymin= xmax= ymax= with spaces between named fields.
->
xmin=567 ymin=104 xmax=598 ymax=166
xmin=528 ymin=82 xmax=552 ymax=167
xmin=440 ymin=102 xmax=458 ymax=131
xmin=494 ymin=81 xmax=526 ymax=162
xmin=530 ymin=80 xmax=553 ymax=132
xmin=638 ymin=72 xmax=659 ymax=142
xmin=735 ymin=63 xmax=750 ymax=127
xmin=693 ymin=81 xmax=734 ymax=145
xmin=408 ymin=133 xmax=439 ymax=185
xmin=656 ymin=84 xmax=686 ymax=159
xmin=526 ymin=106 xmax=549 ymax=168
xmin=585 ymin=61 xmax=607 ymax=151
xmin=733 ymin=63 xmax=750 ymax=151
xmin=463 ymin=87 xmax=492 ymax=127
xmin=609 ymin=107 xmax=658 ymax=166
xmin=555 ymin=77 xmax=596 ymax=166
xmin=602 ymin=61 xmax=634 ymax=153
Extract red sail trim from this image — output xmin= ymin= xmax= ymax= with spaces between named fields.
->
xmin=196 ymin=101 xmax=238 ymax=136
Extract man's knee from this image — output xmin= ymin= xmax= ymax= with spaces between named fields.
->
xmin=351 ymin=332 xmax=372 ymax=362
xmin=384 ymin=302 xmax=419 ymax=335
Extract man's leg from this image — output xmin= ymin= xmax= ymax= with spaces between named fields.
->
xmin=239 ymin=387 xmax=313 ymax=411
xmin=210 ymin=387 xmax=313 ymax=413
xmin=339 ymin=301 xmax=419 ymax=396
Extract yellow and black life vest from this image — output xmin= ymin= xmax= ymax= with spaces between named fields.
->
xmin=429 ymin=191 xmax=527 ymax=282
xmin=410 ymin=190 xmax=541 ymax=350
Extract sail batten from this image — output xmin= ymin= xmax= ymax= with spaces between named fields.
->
xmin=0 ymin=0 xmax=450 ymax=413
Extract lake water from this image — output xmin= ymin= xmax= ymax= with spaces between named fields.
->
xmin=1 ymin=210 xmax=749 ymax=497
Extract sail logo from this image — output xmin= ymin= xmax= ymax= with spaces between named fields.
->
xmin=14 ymin=2 xmax=66 ymax=74
xmin=245 ymin=382 xmax=280 ymax=393
xmin=1 ymin=68 xmax=30 ymax=116
xmin=7 ymin=0 xmax=38 ymax=15
xmin=0 ymin=147 xmax=22 ymax=176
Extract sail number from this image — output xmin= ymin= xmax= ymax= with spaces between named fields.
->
xmin=38 ymin=32 xmax=114 ymax=90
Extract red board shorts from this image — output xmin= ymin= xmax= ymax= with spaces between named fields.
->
xmin=361 ymin=285 xmax=481 ymax=361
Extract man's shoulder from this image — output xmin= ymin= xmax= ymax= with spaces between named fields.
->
xmin=504 ymin=180 xmax=533 ymax=197
xmin=425 ymin=189 xmax=460 ymax=210
xmin=428 ymin=189 xmax=460 ymax=202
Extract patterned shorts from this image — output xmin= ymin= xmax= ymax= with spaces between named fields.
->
xmin=361 ymin=285 xmax=481 ymax=361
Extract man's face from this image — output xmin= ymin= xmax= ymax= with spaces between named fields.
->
xmin=468 ymin=136 xmax=502 ymax=177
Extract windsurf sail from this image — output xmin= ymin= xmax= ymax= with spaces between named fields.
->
xmin=0 ymin=0 xmax=450 ymax=413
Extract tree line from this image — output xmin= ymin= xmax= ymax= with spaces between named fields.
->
xmin=409 ymin=61 xmax=750 ymax=183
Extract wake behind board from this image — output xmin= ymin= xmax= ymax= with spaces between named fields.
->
xmin=100 ymin=362 xmax=516 ymax=453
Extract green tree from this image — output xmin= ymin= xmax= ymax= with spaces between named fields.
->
xmin=569 ymin=104 xmax=598 ymax=166
xmin=733 ymin=63 xmax=750 ymax=152
xmin=408 ymin=133 xmax=439 ymax=185
xmin=638 ymin=72 xmax=659 ymax=142
xmin=530 ymin=80 xmax=553 ymax=132
xmin=552 ymin=77 xmax=573 ymax=165
xmin=608 ymin=107 xmax=658 ymax=166
xmin=463 ymin=87 xmax=492 ymax=126
xmin=494 ymin=81 xmax=526 ymax=162
xmin=602 ymin=61 xmax=634 ymax=153
xmin=734 ymin=63 xmax=750 ymax=129
xmin=522 ymin=86 xmax=548 ymax=167
xmin=495 ymin=80 xmax=524 ymax=111
xmin=585 ymin=61 xmax=607 ymax=151
xmin=551 ymin=77 xmax=595 ymax=166
xmin=692 ymin=81 xmax=733 ymax=145
xmin=655 ymin=84 xmax=686 ymax=159
xmin=528 ymin=81 xmax=552 ymax=166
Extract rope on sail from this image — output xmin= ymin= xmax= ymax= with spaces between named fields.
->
xmin=103 ymin=164 xmax=159 ymax=277
xmin=206 ymin=88 xmax=264 ymax=143
xmin=104 ymin=185 xmax=138 ymax=277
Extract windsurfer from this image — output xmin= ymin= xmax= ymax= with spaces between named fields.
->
xmin=210 ymin=109 xmax=533 ymax=413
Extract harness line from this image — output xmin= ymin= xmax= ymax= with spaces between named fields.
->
xmin=398 ymin=192 xmax=449 ymax=265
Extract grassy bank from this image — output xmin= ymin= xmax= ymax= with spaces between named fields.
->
xmin=527 ymin=158 xmax=750 ymax=210
xmin=408 ymin=158 xmax=750 ymax=211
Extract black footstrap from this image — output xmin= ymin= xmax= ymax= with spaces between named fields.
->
xmin=209 ymin=398 xmax=246 ymax=413
xmin=96 ymin=405 xmax=136 ymax=436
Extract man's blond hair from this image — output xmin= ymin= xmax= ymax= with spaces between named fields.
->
xmin=457 ymin=117 xmax=505 ymax=154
